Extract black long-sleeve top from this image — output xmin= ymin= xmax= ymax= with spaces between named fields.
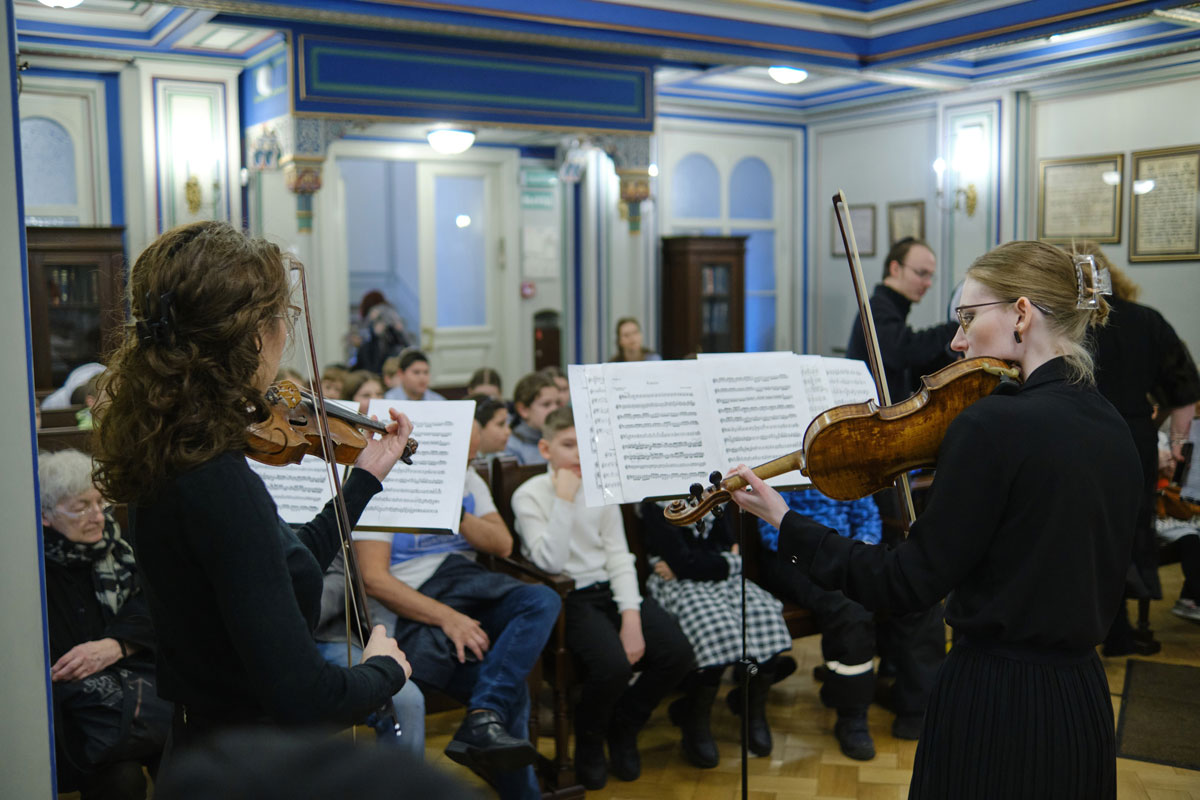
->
xmin=1092 ymin=296 xmax=1200 ymax=420
xmin=129 ymin=452 xmax=406 ymax=726
xmin=778 ymin=358 xmax=1141 ymax=651
xmin=846 ymin=284 xmax=958 ymax=402
xmin=640 ymin=501 xmax=734 ymax=582
xmin=44 ymin=526 xmax=156 ymax=663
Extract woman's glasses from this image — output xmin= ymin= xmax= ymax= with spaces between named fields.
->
xmin=955 ymin=299 xmax=1053 ymax=331
xmin=53 ymin=499 xmax=108 ymax=520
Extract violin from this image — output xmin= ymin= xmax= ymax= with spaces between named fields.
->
xmin=245 ymin=379 xmax=417 ymax=467
xmin=663 ymin=357 xmax=1019 ymax=525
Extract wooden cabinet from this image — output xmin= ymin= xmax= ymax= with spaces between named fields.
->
xmin=26 ymin=226 xmax=126 ymax=392
xmin=660 ymin=235 xmax=746 ymax=358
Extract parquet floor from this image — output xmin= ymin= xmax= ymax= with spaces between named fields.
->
xmin=426 ymin=563 xmax=1200 ymax=799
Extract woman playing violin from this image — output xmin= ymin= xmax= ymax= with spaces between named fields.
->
xmin=731 ymin=241 xmax=1140 ymax=799
xmin=93 ymin=221 xmax=413 ymax=750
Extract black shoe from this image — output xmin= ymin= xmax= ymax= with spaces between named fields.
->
xmin=834 ymin=711 xmax=876 ymax=761
xmin=772 ymin=655 xmax=798 ymax=685
xmin=891 ymin=712 xmax=924 ymax=741
xmin=669 ymin=689 xmax=719 ymax=769
xmin=607 ymin=718 xmax=642 ymax=781
xmin=1102 ymin=635 xmax=1162 ymax=657
xmin=812 ymin=663 xmax=830 ymax=683
xmin=444 ymin=710 xmax=538 ymax=773
xmin=725 ymin=676 xmax=773 ymax=757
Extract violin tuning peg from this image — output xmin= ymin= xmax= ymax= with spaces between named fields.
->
xmin=709 ymin=470 xmax=724 ymax=488
xmin=712 ymin=504 xmax=725 ymax=520
xmin=689 ymin=483 xmax=704 ymax=501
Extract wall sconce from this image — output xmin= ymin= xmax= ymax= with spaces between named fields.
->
xmin=933 ymin=123 xmax=986 ymax=218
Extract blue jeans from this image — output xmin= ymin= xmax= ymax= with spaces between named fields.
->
xmin=398 ymin=556 xmax=561 ymax=800
xmin=315 ymin=640 xmax=426 ymax=761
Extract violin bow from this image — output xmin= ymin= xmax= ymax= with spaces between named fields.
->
xmin=290 ymin=263 xmax=402 ymax=741
xmin=832 ymin=190 xmax=919 ymax=531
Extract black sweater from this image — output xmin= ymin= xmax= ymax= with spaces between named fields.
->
xmin=778 ymin=358 xmax=1141 ymax=651
xmin=130 ymin=452 xmax=406 ymax=726
xmin=846 ymin=283 xmax=958 ymax=402
xmin=640 ymin=501 xmax=734 ymax=582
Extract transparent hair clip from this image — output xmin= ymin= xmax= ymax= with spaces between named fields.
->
xmin=1074 ymin=254 xmax=1112 ymax=310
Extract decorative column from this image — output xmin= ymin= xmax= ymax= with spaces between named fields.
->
xmin=600 ymin=134 xmax=652 ymax=234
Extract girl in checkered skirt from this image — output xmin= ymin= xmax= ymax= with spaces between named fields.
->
xmin=640 ymin=500 xmax=792 ymax=768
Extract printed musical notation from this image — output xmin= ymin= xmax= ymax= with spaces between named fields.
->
xmin=573 ymin=353 xmax=880 ymax=507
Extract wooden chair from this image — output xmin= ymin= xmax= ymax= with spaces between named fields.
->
xmin=40 ymin=406 xmax=84 ymax=429
xmin=36 ymin=427 xmax=94 ymax=454
xmin=480 ymin=457 xmax=583 ymax=798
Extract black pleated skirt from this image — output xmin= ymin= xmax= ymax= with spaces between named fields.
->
xmin=909 ymin=638 xmax=1115 ymax=800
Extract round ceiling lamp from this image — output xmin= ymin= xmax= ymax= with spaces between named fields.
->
xmin=37 ymin=0 xmax=85 ymax=7
xmin=426 ymin=127 xmax=476 ymax=155
xmin=768 ymin=66 xmax=808 ymax=85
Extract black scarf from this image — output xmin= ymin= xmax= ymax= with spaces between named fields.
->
xmin=43 ymin=517 xmax=138 ymax=617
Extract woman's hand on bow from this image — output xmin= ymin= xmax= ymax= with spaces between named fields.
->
xmin=354 ymin=408 xmax=415 ymax=483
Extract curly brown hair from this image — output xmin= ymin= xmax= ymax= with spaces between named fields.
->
xmin=93 ymin=221 xmax=292 ymax=503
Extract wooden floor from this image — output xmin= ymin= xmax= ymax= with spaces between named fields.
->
xmin=426 ymin=563 xmax=1200 ymax=799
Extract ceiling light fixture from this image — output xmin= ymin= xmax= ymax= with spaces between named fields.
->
xmin=426 ymin=127 xmax=475 ymax=155
xmin=768 ymin=66 xmax=808 ymax=85
xmin=37 ymin=0 xmax=84 ymax=7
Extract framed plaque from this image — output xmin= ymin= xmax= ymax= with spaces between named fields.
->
xmin=1130 ymin=144 xmax=1200 ymax=262
xmin=887 ymin=200 xmax=925 ymax=245
xmin=1038 ymin=154 xmax=1123 ymax=243
xmin=832 ymin=204 xmax=875 ymax=257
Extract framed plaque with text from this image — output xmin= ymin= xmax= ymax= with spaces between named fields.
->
xmin=1038 ymin=154 xmax=1123 ymax=243
xmin=1130 ymin=144 xmax=1200 ymax=262
xmin=887 ymin=200 xmax=925 ymax=245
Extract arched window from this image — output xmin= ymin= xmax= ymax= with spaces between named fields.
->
xmin=729 ymin=157 xmax=772 ymax=220
xmin=671 ymin=153 xmax=720 ymax=219
xmin=21 ymin=117 xmax=77 ymax=208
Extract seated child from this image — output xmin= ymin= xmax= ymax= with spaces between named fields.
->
xmin=468 ymin=368 xmax=503 ymax=399
xmin=383 ymin=349 xmax=445 ymax=401
xmin=471 ymin=395 xmax=512 ymax=466
xmin=640 ymin=500 xmax=793 ymax=766
xmin=342 ymin=370 xmax=385 ymax=415
xmin=511 ymin=408 xmax=695 ymax=790
xmin=537 ymin=366 xmax=570 ymax=408
xmin=502 ymin=372 xmax=558 ymax=465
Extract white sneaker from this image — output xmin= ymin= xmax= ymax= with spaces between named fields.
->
xmin=1171 ymin=598 xmax=1200 ymax=623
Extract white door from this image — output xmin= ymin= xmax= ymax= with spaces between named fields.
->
xmin=415 ymin=160 xmax=506 ymax=385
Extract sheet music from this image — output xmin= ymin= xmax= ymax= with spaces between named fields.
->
xmin=573 ymin=354 xmax=880 ymax=507
xmin=248 ymin=454 xmax=336 ymax=524
xmin=353 ymin=399 xmax=474 ymax=533
xmin=699 ymin=355 xmax=811 ymax=487
xmin=570 ymin=363 xmax=622 ymax=507
xmin=607 ymin=361 xmax=722 ymax=503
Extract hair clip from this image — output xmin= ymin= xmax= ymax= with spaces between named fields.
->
xmin=136 ymin=290 xmax=178 ymax=348
xmin=1074 ymin=254 xmax=1112 ymax=310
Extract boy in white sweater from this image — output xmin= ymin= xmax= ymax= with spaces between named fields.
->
xmin=511 ymin=407 xmax=694 ymax=790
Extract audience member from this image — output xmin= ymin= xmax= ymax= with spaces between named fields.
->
xmin=354 ymin=290 xmax=412 ymax=375
xmin=321 ymin=365 xmax=350 ymax=401
xmin=1154 ymin=426 xmax=1200 ymax=622
xmin=640 ymin=500 xmax=792 ymax=766
xmin=512 ymin=407 xmax=694 ymax=790
xmin=41 ymin=449 xmax=168 ymax=799
xmin=610 ymin=317 xmax=661 ymax=363
xmin=351 ymin=412 xmax=560 ymax=799
xmin=343 ymin=369 xmax=385 ymax=415
xmin=467 ymin=368 xmax=503 ymax=400
xmin=74 ymin=370 xmax=106 ymax=429
xmin=470 ymin=394 xmax=512 ymax=461
xmin=503 ymin=372 xmax=558 ymax=465
xmin=538 ymin=366 xmax=570 ymax=407
xmin=42 ymin=362 xmax=105 ymax=410
xmin=384 ymin=349 xmax=446 ymax=402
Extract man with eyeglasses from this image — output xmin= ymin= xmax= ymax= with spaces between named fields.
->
xmin=846 ymin=237 xmax=959 ymax=403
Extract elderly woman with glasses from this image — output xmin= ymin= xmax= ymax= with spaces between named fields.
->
xmin=732 ymin=241 xmax=1142 ymax=799
xmin=41 ymin=448 xmax=161 ymax=799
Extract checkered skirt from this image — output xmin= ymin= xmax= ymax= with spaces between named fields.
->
xmin=646 ymin=552 xmax=792 ymax=669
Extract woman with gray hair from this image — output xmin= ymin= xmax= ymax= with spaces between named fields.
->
xmin=41 ymin=449 xmax=165 ymax=800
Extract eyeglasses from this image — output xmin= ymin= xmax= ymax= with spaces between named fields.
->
xmin=955 ymin=298 xmax=1055 ymax=331
xmin=954 ymin=300 xmax=1015 ymax=331
xmin=53 ymin=498 xmax=108 ymax=520
xmin=903 ymin=263 xmax=935 ymax=282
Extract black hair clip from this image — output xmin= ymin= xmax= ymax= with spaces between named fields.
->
xmin=136 ymin=290 xmax=178 ymax=349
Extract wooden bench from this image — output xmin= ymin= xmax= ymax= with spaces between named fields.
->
xmin=37 ymin=427 xmax=94 ymax=454
xmin=40 ymin=406 xmax=84 ymax=429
